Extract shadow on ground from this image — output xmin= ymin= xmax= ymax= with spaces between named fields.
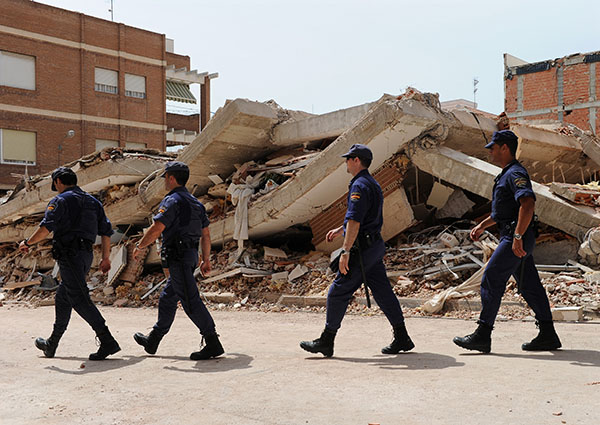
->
xmin=306 ymin=352 xmax=465 ymax=370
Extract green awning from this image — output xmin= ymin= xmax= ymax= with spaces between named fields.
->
xmin=166 ymin=80 xmax=197 ymax=104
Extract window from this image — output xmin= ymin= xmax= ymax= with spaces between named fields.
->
xmin=95 ymin=68 xmax=118 ymax=94
xmin=0 ymin=50 xmax=35 ymax=90
xmin=0 ymin=129 xmax=36 ymax=165
xmin=95 ymin=139 xmax=119 ymax=151
xmin=125 ymin=141 xmax=146 ymax=149
xmin=125 ymin=73 xmax=146 ymax=99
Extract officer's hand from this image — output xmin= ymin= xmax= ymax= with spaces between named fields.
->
xmin=133 ymin=247 xmax=143 ymax=262
xmin=326 ymin=226 xmax=344 ymax=242
xmin=99 ymin=258 xmax=111 ymax=274
xmin=470 ymin=225 xmax=483 ymax=241
xmin=339 ymin=252 xmax=350 ymax=275
xmin=18 ymin=240 xmax=29 ymax=253
xmin=200 ymin=260 xmax=211 ymax=277
xmin=512 ymin=238 xmax=526 ymax=258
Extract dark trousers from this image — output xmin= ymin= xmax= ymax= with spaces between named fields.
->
xmin=53 ymin=250 xmax=107 ymax=336
xmin=326 ymin=238 xmax=405 ymax=331
xmin=154 ymin=249 xmax=216 ymax=336
xmin=479 ymin=227 xmax=552 ymax=326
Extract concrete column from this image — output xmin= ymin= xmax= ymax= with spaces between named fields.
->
xmin=590 ymin=63 xmax=597 ymax=135
xmin=200 ymin=78 xmax=210 ymax=130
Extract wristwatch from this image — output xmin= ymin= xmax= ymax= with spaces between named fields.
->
xmin=340 ymin=249 xmax=349 ymax=255
xmin=513 ymin=233 xmax=522 ymax=240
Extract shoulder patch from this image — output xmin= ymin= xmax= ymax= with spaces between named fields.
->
xmin=47 ymin=204 xmax=55 ymax=211
xmin=514 ymin=177 xmax=528 ymax=188
xmin=158 ymin=208 xmax=166 ymax=214
xmin=350 ymin=191 xmax=361 ymax=202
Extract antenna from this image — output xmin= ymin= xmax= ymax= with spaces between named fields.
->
xmin=109 ymin=0 xmax=114 ymax=21
xmin=473 ymin=77 xmax=479 ymax=108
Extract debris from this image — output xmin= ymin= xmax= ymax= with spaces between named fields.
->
xmin=552 ymin=306 xmax=583 ymax=321
xmin=288 ymin=265 xmax=308 ymax=282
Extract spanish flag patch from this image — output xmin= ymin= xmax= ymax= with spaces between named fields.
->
xmin=514 ymin=177 xmax=527 ymax=188
xmin=47 ymin=204 xmax=55 ymax=211
xmin=158 ymin=208 xmax=166 ymax=214
xmin=350 ymin=192 xmax=361 ymax=202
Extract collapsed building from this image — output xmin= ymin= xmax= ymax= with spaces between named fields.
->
xmin=2 ymin=89 xmax=600 ymax=319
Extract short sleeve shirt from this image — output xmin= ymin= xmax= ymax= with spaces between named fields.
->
xmin=491 ymin=160 xmax=536 ymax=223
xmin=154 ymin=186 xmax=209 ymax=244
xmin=344 ymin=169 xmax=383 ymax=235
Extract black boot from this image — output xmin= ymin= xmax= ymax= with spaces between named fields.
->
xmin=89 ymin=327 xmax=121 ymax=361
xmin=300 ymin=328 xmax=336 ymax=357
xmin=522 ymin=321 xmax=562 ymax=351
xmin=35 ymin=332 xmax=61 ymax=358
xmin=453 ymin=321 xmax=492 ymax=353
xmin=190 ymin=333 xmax=224 ymax=360
xmin=381 ymin=323 xmax=415 ymax=354
xmin=134 ymin=330 xmax=163 ymax=355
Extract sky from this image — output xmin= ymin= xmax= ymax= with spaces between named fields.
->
xmin=37 ymin=0 xmax=600 ymax=116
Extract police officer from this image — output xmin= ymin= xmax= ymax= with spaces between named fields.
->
xmin=300 ymin=144 xmax=414 ymax=357
xmin=19 ymin=167 xmax=120 ymax=360
xmin=453 ymin=130 xmax=561 ymax=353
xmin=132 ymin=161 xmax=224 ymax=360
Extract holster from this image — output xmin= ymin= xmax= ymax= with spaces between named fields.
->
xmin=161 ymin=238 xmax=198 ymax=265
xmin=51 ymin=237 xmax=93 ymax=260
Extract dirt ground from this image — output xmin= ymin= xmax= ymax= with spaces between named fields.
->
xmin=1 ymin=304 xmax=599 ymax=425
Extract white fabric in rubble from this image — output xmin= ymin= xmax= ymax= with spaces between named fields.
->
xmin=227 ymin=174 xmax=263 ymax=242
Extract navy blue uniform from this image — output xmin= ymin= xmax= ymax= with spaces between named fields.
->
xmin=479 ymin=160 xmax=552 ymax=326
xmin=152 ymin=186 xmax=216 ymax=336
xmin=326 ymin=169 xmax=405 ymax=330
xmin=40 ymin=186 xmax=114 ymax=336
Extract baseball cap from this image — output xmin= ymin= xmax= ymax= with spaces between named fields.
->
xmin=51 ymin=167 xmax=77 ymax=191
xmin=160 ymin=161 xmax=189 ymax=177
xmin=485 ymin=130 xmax=518 ymax=149
xmin=341 ymin=144 xmax=373 ymax=162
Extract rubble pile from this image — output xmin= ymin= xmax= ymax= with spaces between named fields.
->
xmin=3 ymin=91 xmax=600 ymax=320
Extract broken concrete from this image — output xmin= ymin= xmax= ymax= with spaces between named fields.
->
xmin=271 ymin=102 xmax=375 ymax=146
xmin=210 ymin=96 xmax=444 ymax=246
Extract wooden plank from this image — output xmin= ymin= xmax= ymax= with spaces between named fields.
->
xmin=3 ymin=280 xmax=38 ymax=290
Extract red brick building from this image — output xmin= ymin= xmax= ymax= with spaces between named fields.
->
xmin=504 ymin=51 xmax=600 ymax=135
xmin=0 ymin=0 xmax=216 ymax=188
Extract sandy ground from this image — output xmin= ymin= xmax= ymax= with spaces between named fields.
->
xmin=1 ymin=304 xmax=599 ymax=425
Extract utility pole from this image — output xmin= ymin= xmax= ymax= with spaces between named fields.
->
xmin=109 ymin=0 xmax=114 ymax=21
xmin=473 ymin=77 xmax=479 ymax=108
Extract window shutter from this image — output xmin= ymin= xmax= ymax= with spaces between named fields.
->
xmin=2 ymin=129 xmax=36 ymax=163
xmin=0 ymin=51 xmax=35 ymax=90
xmin=95 ymin=68 xmax=118 ymax=86
xmin=125 ymin=74 xmax=145 ymax=94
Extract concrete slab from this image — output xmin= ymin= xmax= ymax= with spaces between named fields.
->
xmin=0 ymin=156 xmax=166 ymax=226
xmin=271 ymin=102 xmax=375 ymax=146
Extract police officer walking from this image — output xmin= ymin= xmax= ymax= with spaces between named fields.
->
xmin=453 ymin=130 xmax=561 ymax=353
xmin=300 ymin=144 xmax=414 ymax=357
xmin=132 ymin=161 xmax=224 ymax=360
xmin=19 ymin=167 xmax=120 ymax=360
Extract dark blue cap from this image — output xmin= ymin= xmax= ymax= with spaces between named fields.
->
xmin=51 ymin=167 xmax=77 ymax=191
xmin=485 ymin=130 xmax=518 ymax=149
xmin=161 ymin=161 xmax=189 ymax=177
xmin=341 ymin=144 xmax=373 ymax=162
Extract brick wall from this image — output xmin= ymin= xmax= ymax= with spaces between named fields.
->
xmin=505 ymin=52 xmax=600 ymax=136
xmin=0 ymin=0 xmax=168 ymax=187
xmin=166 ymin=113 xmax=200 ymax=132
xmin=309 ymin=159 xmax=407 ymax=247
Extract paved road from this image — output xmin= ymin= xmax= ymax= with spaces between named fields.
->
xmin=1 ymin=305 xmax=599 ymax=425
